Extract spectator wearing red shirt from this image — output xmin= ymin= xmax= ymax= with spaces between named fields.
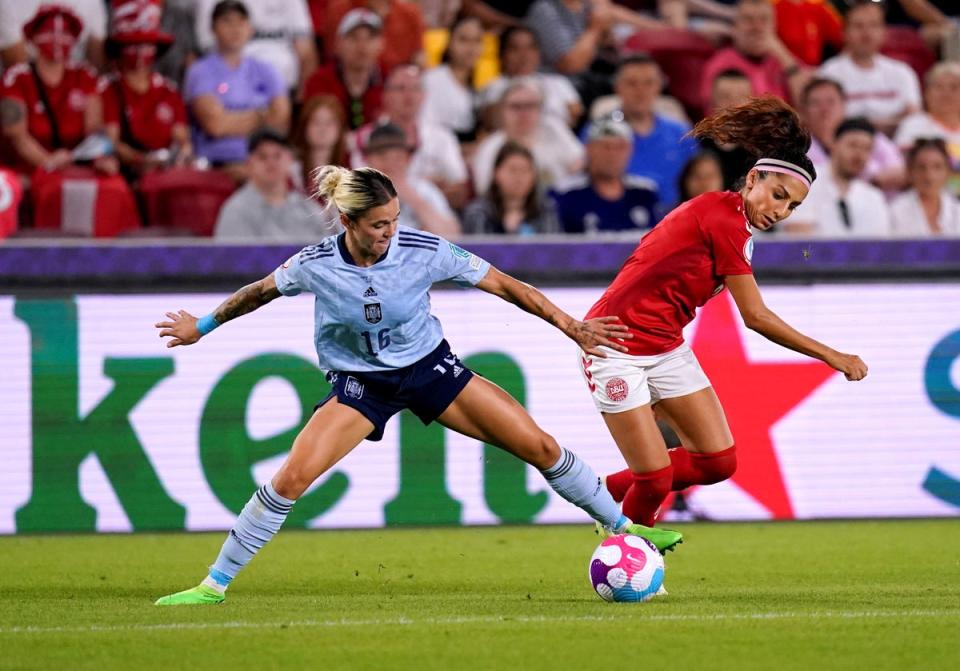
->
xmin=100 ymin=1 xmax=192 ymax=177
xmin=772 ymin=0 xmax=844 ymax=66
xmin=301 ymin=9 xmax=384 ymax=129
xmin=0 ymin=5 xmax=113 ymax=174
xmin=324 ymin=0 xmax=424 ymax=74
xmin=700 ymin=0 xmax=808 ymax=111
xmin=771 ymin=0 xmax=843 ymax=65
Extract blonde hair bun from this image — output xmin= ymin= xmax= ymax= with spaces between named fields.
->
xmin=313 ymin=165 xmax=350 ymax=200
xmin=310 ymin=165 xmax=397 ymax=219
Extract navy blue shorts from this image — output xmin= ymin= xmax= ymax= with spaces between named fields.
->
xmin=316 ymin=340 xmax=475 ymax=441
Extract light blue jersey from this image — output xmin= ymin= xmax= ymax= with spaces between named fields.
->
xmin=273 ymin=226 xmax=491 ymax=372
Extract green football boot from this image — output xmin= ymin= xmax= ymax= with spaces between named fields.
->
xmin=595 ymin=521 xmax=684 ymax=554
xmin=154 ymin=584 xmax=225 ymax=606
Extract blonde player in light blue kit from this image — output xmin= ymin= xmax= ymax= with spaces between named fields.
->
xmin=154 ymin=165 xmax=683 ymax=605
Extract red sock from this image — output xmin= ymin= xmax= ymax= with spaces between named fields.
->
xmin=604 ymin=469 xmax=634 ymax=503
xmin=621 ymin=465 xmax=673 ymax=527
xmin=669 ymin=445 xmax=737 ymax=490
xmin=607 ymin=446 xmax=738 ymax=500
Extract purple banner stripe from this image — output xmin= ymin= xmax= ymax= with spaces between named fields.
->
xmin=0 ymin=239 xmax=958 ymax=284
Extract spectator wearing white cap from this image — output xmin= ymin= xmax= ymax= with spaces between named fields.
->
xmin=195 ymin=0 xmax=318 ymax=91
xmin=551 ymin=115 xmax=660 ymax=235
xmin=323 ymin=0 xmax=425 ymax=74
xmin=471 ymin=77 xmax=585 ymax=195
xmin=584 ymin=54 xmax=697 ymax=208
xmin=300 ymin=8 xmax=385 ymax=129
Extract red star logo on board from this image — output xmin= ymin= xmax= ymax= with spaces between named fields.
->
xmin=689 ymin=293 xmax=837 ymax=519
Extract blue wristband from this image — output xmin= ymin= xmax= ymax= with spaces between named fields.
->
xmin=196 ymin=313 xmax=220 ymax=336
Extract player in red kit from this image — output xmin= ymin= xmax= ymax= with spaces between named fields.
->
xmin=580 ymin=97 xmax=868 ymax=544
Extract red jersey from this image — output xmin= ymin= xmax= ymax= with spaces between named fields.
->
xmin=586 ymin=191 xmax=754 ymax=355
xmin=773 ymin=0 xmax=844 ymax=67
xmin=1 ymin=63 xmax=97 ymax=160
xmin=99 ymin=73 xmax=187 ymax=151
xmin=301 ymin=62 xmax=383 ymax=129
xmin=324 ymin=0 xmax=425 ymax=74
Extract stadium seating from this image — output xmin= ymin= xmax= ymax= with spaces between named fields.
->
xmin=30 ymin=167 xmax=141 ymax=237
xmin=881 ymin=26 xmax=937 ymax=81
xmin=138 ymin=168 xmax=237 ymax=236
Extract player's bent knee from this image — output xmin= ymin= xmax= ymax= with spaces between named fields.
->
xmin=694 ymin=445 xmax=737 ymax=484
xmin=271 ymin=468 xmax=311 ymax=501
xmin=520 ymin=432 xmax=561 ymax=470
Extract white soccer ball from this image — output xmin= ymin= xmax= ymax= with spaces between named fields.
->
xmin=588 ymin=534 xmax=664 ymax=602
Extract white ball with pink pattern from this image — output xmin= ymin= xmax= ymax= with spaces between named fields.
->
xmin=588 ymin=534 xmax=664 ymax=602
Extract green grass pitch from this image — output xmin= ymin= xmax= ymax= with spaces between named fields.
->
xmin=0 ymin=520 xmax=958 ymax=671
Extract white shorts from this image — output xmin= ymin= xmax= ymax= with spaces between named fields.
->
xmin=578 ymin=343 xmax=712 ymax=413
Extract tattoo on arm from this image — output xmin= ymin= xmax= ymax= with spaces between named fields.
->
xmin=213 ymin=279 xmax=281 ymax=324
xmin=0 ymin=98 xmax=24 ymax=128
xmin=508 ymin=280 xmax=568 ymax=333
xmin=530 ymin=290 xmax=561 ymax=328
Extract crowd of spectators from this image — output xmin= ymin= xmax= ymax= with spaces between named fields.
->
xmin=1 ymin=0 xmax=959 ymax=241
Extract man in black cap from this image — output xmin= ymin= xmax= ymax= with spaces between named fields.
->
xmin=360 ymin=122 xmax=460 ymax=236
xmin=214 ymin=128 xmax=340 ymax=240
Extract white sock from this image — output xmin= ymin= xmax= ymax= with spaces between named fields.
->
xmin=205 ymin=482 xmax=295 ymax=591
xmin=540 ymin=448 xmax=626 ymax=529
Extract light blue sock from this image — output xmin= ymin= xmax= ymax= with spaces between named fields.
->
xmin=202 ymin=482 xmax=295 ymax=592
xmin=540 ymin=448 xmax=630 ymax=531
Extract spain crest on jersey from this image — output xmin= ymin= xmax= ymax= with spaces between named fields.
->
xmin=364 ymin=303 xmax=382 ymax=324
xmin=344 ymin=376 xmax=364 ymax=399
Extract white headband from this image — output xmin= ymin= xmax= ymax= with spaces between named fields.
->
xmin=753 ymin=158 xmax=813 ymax=188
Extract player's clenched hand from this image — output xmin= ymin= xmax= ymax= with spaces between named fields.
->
xmin=569 ymin=317 xmax=632 ymax=358
xmin=155 ymin=310 xmax=202 ymax=348
xmin=827 ymin=351 xmax=868 ymax=381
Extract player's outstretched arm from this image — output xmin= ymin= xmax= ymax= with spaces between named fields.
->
xmin=155 ymin=273 xmax=282 ymax=348
xmin=725 ymin=274 xmax=868 ymax=381
xmin=475 ymin=266 xmax=631 ymax=357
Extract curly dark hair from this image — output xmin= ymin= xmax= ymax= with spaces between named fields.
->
xmin=692 ymin=95 xmax=817 ymax=187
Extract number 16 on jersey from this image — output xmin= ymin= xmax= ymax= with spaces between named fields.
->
xmin=362 ymin=328 xmax=391 ymax=356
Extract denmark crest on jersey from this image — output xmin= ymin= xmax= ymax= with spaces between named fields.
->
xmin=364 ymin=303 xmax=382 ymax=324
